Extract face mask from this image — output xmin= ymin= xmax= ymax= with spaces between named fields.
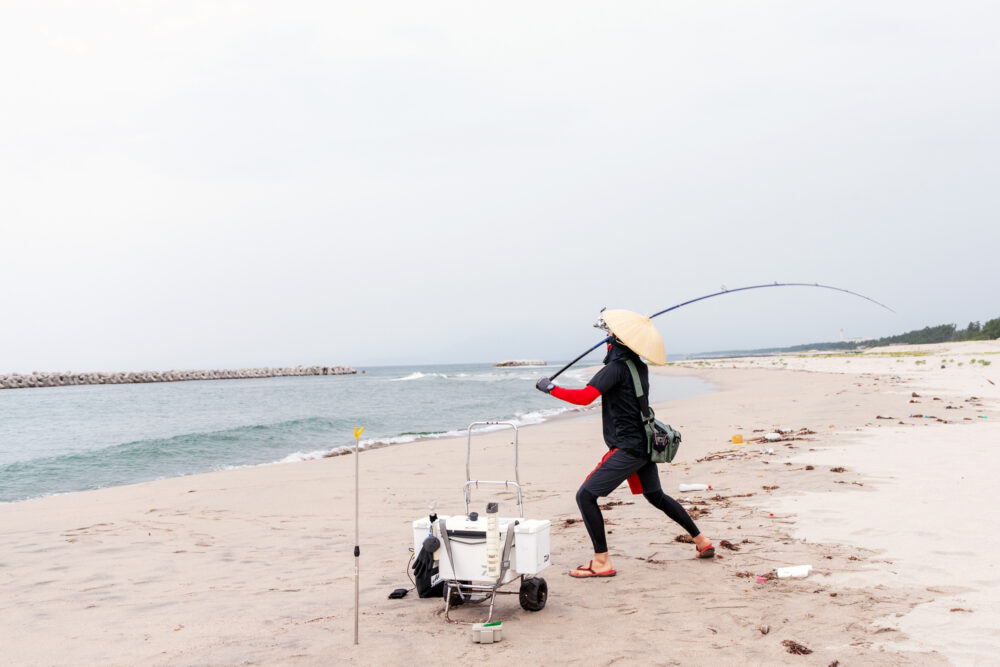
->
xmin=602 ymin=336 xmax=617 ymax=364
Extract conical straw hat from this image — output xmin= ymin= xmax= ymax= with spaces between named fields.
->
xmin=602 ymin=309 xmax=667 ymax=366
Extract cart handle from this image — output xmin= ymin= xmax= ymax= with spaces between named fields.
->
xmin=465 ymin=421 xmax=520 ymax=489
xmin=463 ymin=480 xmax=524 ymax=518
xmin=465 ymin=421 xmax=522 ymax=516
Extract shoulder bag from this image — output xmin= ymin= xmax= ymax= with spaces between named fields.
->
xmin=625 ymin=359 xmax=681 ymax=463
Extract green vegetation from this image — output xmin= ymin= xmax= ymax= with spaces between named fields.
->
xmin=795 ymin=350 xmax=930 ymax=359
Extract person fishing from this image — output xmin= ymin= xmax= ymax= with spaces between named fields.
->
xmin=536 ymin=312 xmax=714 ymax=578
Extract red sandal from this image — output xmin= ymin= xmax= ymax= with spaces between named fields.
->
xmin=697 ymin=543 xmax=716 ymax=559
xmin=569 ymin=560 xmax=617 ymax=578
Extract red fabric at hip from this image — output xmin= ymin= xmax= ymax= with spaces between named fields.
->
xmin=585 ymin=448 xmax=644 ymax=494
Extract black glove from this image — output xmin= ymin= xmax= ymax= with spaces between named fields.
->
xmin=412 ymin=535 xmax=440 ymax=579
xmin=535 ymin=377 xmax=555 ymax=394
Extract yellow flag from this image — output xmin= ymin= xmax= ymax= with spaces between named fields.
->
xmin=354 ymin=427 xmax=364 ymax=440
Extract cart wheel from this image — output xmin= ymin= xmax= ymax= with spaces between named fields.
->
xmin=519 ymin=577 xmax=547 ymax=612
xmin=447 ymin=588 xmax=465 ymax=607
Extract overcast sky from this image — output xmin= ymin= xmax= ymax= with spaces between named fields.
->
xmin=2 ymin=1 xmax=997 ymax=372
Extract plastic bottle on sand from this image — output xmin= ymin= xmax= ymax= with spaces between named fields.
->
xmin=776 ymin=564 xmax=812 ymax=578
xmin=679 ymin=483 xmax=711 ymax=492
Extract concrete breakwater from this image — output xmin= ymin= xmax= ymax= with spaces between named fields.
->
xmin=0 ymin=365 xmax=356 ymax=390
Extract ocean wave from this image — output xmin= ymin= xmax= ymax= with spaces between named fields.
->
xmin=447 ymin=372 xmax=553 ymax=383
xmin=264 ymin=405 xmax=588 ymax=465
xmin=0 ymin=417 xmax=340 ymax=502
xmin=276 ymin=448 xmax=342 ymax=464
xmin=512 ymin=405 xmax=588 ymax=425
xmin=387 ymin=366 xmax=592 ymax=384
xmin=389 ymin=372 xmax=449 ymax=382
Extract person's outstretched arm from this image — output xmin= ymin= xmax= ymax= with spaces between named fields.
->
xmin=536 ymin=377 xmax=600 ymax=406
xmin=552 ymin=384 xmax=600 ymax=405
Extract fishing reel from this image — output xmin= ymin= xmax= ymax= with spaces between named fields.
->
xmin=593 ymin=307 xmax=610 ymax=334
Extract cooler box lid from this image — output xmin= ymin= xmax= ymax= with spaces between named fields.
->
xmin=514 ymin=519 xmax=550 ymax=534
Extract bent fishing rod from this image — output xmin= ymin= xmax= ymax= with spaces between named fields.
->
xmin=548 ymin=282 xmax=894 ymax=381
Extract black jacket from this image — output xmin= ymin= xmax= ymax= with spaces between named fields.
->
xmin=588 ymin=338 xmax=649 ymax=456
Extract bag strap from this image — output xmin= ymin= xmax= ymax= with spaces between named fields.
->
xmin=624 ymin=359 xmax=652 ymax=424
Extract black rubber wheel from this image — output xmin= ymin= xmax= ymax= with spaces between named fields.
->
xmin=519 ymin=577 xmax=548 ymax=612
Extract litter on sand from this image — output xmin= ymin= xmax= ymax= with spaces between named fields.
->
xmin=679 ymin=483 xmax=711 ymax=492
xmin=776 ymin=565 xmax=812 ymax=579
xmin=471 ymin=621 xmax=503 ymax=644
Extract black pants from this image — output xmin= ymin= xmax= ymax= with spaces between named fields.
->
xmin=576 ymin=448 xmax=700 ymax=554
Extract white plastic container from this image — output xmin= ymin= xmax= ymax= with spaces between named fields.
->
xmin=486 ymin=507 xmax=500 ymax=578
xmin=471 ymin=622 xmax=503 ymax=643
xmin=412 ymin=517 xmax=435 ymax=555
xmin=514 ymin=519 xmax=551 ymax=574
xmin=413 ymin=515 xmax=531 ymax=584
xmin=776 ymin=564 xmax=812 ymax=579
xmin=679 ymin=483 xmax=711 ymax=492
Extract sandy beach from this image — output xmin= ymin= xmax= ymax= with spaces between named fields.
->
xmin=2 ymin=341 xmax=998 ymax=665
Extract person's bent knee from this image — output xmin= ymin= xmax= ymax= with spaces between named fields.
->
xmin=576 ymin=486 xmax=597 ymax=511
xmin=643 ymin=490 xmax=664 ymax=505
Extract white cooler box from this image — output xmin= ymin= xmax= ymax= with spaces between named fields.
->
xmin=412 ymin=515 xmax=551 ymax=584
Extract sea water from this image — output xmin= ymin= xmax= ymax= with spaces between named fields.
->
xmin=0 ymin=362 xmax=713 ymax=503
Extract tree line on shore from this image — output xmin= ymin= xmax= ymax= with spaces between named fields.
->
xmin=698 ymin=317 xmax=1000 ymax=357
xmin=831 ymin=318 xmax=1000 ymax=349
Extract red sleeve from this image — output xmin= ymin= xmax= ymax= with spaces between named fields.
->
xmin=550 ymin=384 xmax=601 ymax=406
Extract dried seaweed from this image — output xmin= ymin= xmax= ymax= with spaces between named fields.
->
xmin=599 ymin=500 xmax=634 ymax=510
xmin=782 ymin=640 xmax=812 ymax=655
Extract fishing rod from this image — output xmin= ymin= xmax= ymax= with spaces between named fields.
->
xmin=548 ymin=282 xmax=894 ymax=381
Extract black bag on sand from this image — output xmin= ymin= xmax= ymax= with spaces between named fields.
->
xmin=625 ymin=359 xmax=681 ymax=464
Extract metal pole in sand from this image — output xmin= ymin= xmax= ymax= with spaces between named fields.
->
xmin=353 ymin=426 xmax=364 ymax=645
